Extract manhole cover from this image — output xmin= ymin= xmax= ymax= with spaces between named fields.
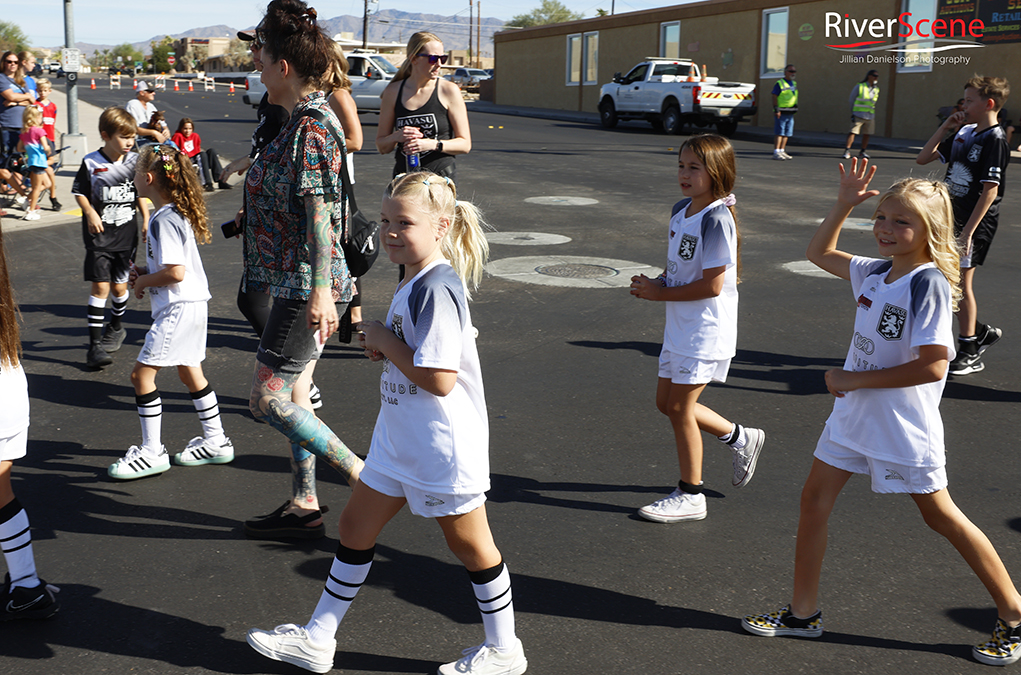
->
xmin=525 ymin=196 xmax=599 ymax=206
xmin=537 ymin=263 xmax=617 ymax=278
xmin=486 ymin=232 xmax=572 ymax=246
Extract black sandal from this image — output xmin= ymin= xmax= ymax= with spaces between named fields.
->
xmin=243 ymin=501 xmax=330 ymax=540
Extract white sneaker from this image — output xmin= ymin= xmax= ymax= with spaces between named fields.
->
xmin=438 ymin=639 xmax=528 ymax=675
xmin=772 ymin=152 xmax=786 ymax=161
xmin=22 ymin=210 xmax=40 ymax=221
xmin=732 ymin=427 xmax=765 ymax=488
xmin=780 ymin=151 xmax=793 ymax=159
xmin=247 ymin=624 xmax=336 ymax=674
xmin=638 ymin=488 xmax=706 ymax=523
xmin=842 ymin=150 xmax=852 ymax=159
xmin=12 ymin=195 xmax=26 ymax=209
xmin=108 ymin=445 xmax=170 ymax=480
xmin=174 ymin=436 xmax=234 ymax=466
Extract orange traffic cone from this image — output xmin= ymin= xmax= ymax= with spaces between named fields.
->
xmin=188 ymin=80 xmax=194 ymax=92
xmin=229 ymin=81 xmax=235 ymax=93
xmin=701 ymin=64 xmax=707 ymax=82
xmin=133 ymin=78 xmax=137 ymax=89
xmin=173 ymin=80 xmax=179 ymax=91
xmin=90 ymin=78 xmax=96 ymax=89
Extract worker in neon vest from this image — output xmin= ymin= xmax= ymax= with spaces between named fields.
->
xmin=771 ymin=65 xmax=797 ymax=160
xmin=843 ymin=70 xmax=880 ymax=159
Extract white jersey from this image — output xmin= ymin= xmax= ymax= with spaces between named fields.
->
xmin=825 ymin=256 xmax=955 ymax=467
xmin=144 ymin=204 xmax=211 ymax=316
xmin=367 ymin=259 xmax=490 ymax=494
xmin=663 ymin=198 xmax=739 ymax=360
xmin=0 ymin=362 xmax=29 ymax=438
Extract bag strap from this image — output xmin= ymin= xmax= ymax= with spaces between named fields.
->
xmin=298 ymin=108 xmax=361 ymax=218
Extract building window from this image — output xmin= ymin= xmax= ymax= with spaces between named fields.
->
xmin=897 ymin=0 xmax=935 ymax=73
xmin=567 ymin=31 xmax=599 ymax=86
xmin=584 ymin=32 xmax=598 ymax=85
xmin=660 ymin=21 xmax=680 ymax=58
xmin=761 ymin=7 xmax=789 ymax=78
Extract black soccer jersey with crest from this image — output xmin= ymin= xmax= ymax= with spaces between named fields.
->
xmin=72 ymin=149 xmax=141 ymax=252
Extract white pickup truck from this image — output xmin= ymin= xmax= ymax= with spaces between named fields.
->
xmin=243 ymin=50 xmax=398 ymax=115
xmin=598 ymin=58 xmax=756 ymax=137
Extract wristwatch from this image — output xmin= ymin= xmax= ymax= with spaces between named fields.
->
xmin=436 ymin=141 xmax=444 ymax=153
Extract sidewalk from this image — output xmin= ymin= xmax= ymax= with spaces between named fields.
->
xmin=1 ymin=87 xmax=103 ymax=232
xmin=467 ymin=100 xmax=1021 ymax=161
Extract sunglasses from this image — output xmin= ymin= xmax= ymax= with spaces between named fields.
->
xmin=3 ymin=60 xmax=18 ymax=65
xmin=419 ymin=53 xmax=449 ymax=65
xmin=786 ymin=69 xmax=797 ymax=74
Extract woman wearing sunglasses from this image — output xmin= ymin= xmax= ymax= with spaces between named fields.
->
xmin=376 ymin=31 xmax=470 ymax=181
xmin=0 ymin=52 xmax=33 ymax=202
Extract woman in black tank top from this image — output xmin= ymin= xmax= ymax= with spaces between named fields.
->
xmin=376 ymin=32 xmax=471 ymax=182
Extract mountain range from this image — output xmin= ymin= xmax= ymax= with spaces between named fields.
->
xmin=63 ymin=10 xmax=506 ymax=59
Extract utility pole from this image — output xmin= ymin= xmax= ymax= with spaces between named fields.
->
xmin=63 ymin=0 xmax=87 ymax=164
xmin=362 ymin=0 xmax=369 ymax=49
xmin=476 ymin=2 xmax=481 ymax=68
xmin=468 ymin=0 xmax=473 ymax=67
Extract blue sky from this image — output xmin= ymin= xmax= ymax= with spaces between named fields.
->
xmin=14 ymin=0 xmax=685 ymax=48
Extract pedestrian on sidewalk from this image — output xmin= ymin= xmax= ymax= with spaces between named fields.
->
xmin=842 ymin=70 xmax=879 ymax=159
xmin=771 ymin=64 xmax=797 ymax=160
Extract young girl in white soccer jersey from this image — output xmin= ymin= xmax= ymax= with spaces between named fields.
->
xmin=629 ymin=133 xmax=765 ymax=523
xmin=108 ymin=143 xmax=233 ymax=480
xmin=743 ymin=159 xmax=1021 ymax=666
xmin=247 ymin=171 xmax=527 ymax=675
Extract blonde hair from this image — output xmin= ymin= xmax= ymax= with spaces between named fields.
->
xmin=385 ymin=171 xmax=489 ymax=296
xmin=137 ymin=144 xmax=211 ymax=244
xmin=394 ymin=32 xmax=442 ymax=82
xmin=21 ymin=105 xmax=42 ymax=133
xmin=0 ymin=222 xmax=20 ymax=369
xmin=874 ymin=178 xmax=961 ymax=310
xmin=965 ymin=75 xmax=1010 ymax=112
xmin=36 ymin=77 xmax=51 ymax=91
xmin=329 ymin=42 xmax=351 ymax=91
xmin=678 ymin=133 xmax=742 ymax=281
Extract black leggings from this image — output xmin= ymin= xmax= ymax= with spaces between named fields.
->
xmin=237 ymin=277 xmax=271 ymax=337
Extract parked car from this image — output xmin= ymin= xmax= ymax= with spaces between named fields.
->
xmin=598 ymin=58 xmax=757 ymax=137
xmin=244 ymin=50 xmax=398 ymax=114
xmin=451 ymin=68 xmax=490 ymax=90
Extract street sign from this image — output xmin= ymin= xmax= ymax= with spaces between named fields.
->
xmin=60 ymin=48 xmax=81 ymax=73
xmin=168 ymin=56 xmax=176 ymax=65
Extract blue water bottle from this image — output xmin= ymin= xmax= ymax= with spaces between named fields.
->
xmin=406 ymin=151 xmax=421 ymax=172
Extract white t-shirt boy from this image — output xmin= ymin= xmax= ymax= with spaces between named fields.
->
xmin=367 ymin=259 xmax=490 ymax=495
xmin=825 ymin=256 xmax=955 ymax=468
xmin=662 ymin=197 xmax=739 ymax=361
xmin=143 ymin=204 xmax=211 ymax=316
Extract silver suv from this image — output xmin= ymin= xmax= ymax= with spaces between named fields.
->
xmin=451 ymin=68 xmax=490 ymax=90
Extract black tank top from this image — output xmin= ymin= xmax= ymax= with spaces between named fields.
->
xmin=393 ymin=77 xmax=455 ymax=179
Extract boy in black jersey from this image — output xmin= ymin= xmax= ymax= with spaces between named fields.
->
xmin=71 ymin=107 xmax=150 ymax=369
xmin=917 ymin=76 xmax=1010 ymax=376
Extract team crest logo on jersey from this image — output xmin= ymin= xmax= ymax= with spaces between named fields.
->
xmin=877 ymin=303 xmax=906 ymax=341
xmin=968 ymin=144 xmax=982 ymax=163
xmin=679 ymin=234 xmax=698 ymax=261
xmin=391 ymin=314 xmax=406 ymax=344
xmin=667 ymin=260 xmax=677 ymax=274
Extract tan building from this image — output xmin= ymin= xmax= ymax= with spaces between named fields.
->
xmin=494 ymin=0 xmax=1021 ymax=141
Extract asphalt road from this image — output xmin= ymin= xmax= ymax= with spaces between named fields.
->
xmin=2 ymin=80 xmax=1021 ymax=675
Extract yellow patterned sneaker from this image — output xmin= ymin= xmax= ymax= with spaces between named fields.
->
xmin=973 ymin=618 xmax=1021 ymax=666
xmin=742 ymin=604 xmax=823 ymax=638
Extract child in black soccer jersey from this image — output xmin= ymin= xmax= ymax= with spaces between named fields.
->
xmin=71 ymin=107 xmax=150 ymax=370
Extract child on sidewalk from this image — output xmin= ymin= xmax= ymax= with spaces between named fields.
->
xmin=742 ymin=159 xmax=1021 ymax=666
xmin=916 ymin=75 xmax=1011 ymax=376
xmin=108 ymin=143 xmax=234 ymax=480
xmin=0 ymin=220 xmax=60 ymax=620
xmin=629 ymin=134 xmax=765 ymax=523
xmin=247 ymin=172 xmax=527 ymax=675
xmin=16 ymin=106 xmax=52 ymax=221
xmin=34 ymin=78 xmax=61 ymax=210
xmin=71 ymin=107 xmax=149 ymax=370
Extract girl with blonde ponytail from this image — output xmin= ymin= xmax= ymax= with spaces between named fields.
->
xmin=247 ymin=170 xmax=528 ymax=675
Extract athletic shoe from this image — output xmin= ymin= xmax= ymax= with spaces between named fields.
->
xmin=309 ymin=382 xmax=323 ymax=410
xmin=244 ymin=501 xmax=329 ymax=539
xmin=858 ymin=150 xmax=870 ymax=159
xmin=13 ymin=195 xmax=26 ymax=209
xmin=637 ymin=488 xmax=706 ymax=523
xmin=218 ymin=181 xmax=234 ymax=190
xmin=742 ymin=604 xmax=824 ymax=638
xmin=732 ymin=427 xmax=765 ymax=488
xmin=174 ymin=436 xmax=234 ymax=466
xmin=49 ymin=196 xmax=62 ymax=211
xmin=246 ymin=623 xmax=336 ymax=674
xmin=772 ymin=152 xmax=786 ymax=161
xmin=438 ymin=639 xmax=528 ymax=675
xmin=86 ymin=343 xmax=113 ymax=369
xmin=99 ymin=325 xmax=127 ymax=353
xmin=0 ymin=574 xmax=60 ymax=621
xmin=977 ymin=323 xmax=1002 ymax=355
xmin=21 ymin=210 xmax=40 ymax=221
xmin=780 ymin=151 xmax=793 ymax=159
xmin=974 ymin=618 xmax=1021 ymax=666
xmin=842 ymin=150 xmax=851 ymax=159
xmin=949 ymin=350 xmax=984 ymax=376
xmin=108 ymin=445 xmax=170 ymax=480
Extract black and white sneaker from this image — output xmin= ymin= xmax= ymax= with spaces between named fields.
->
xmin=309 ymin=382 xmax=323 ymax=410
xmin=174 ymin=436 xmax=234 ymax=466
xmin=99 ymin=325 xmax=127 ymax=353
xmin=0 ymin=574 xmax=60 ymax=621
xmin=949 ymin=350 xmax=984 ymax=376
xmin=108 ymin=445 xmax=170 ymax=480
xmin=977 ymin=323 xmax=1002 ymax=355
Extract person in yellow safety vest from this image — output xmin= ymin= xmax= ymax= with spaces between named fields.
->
xmin=771 ymin=65 xmax=797 ymax=160
xmin=843 ymin=70 xmax=880 ymax=159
